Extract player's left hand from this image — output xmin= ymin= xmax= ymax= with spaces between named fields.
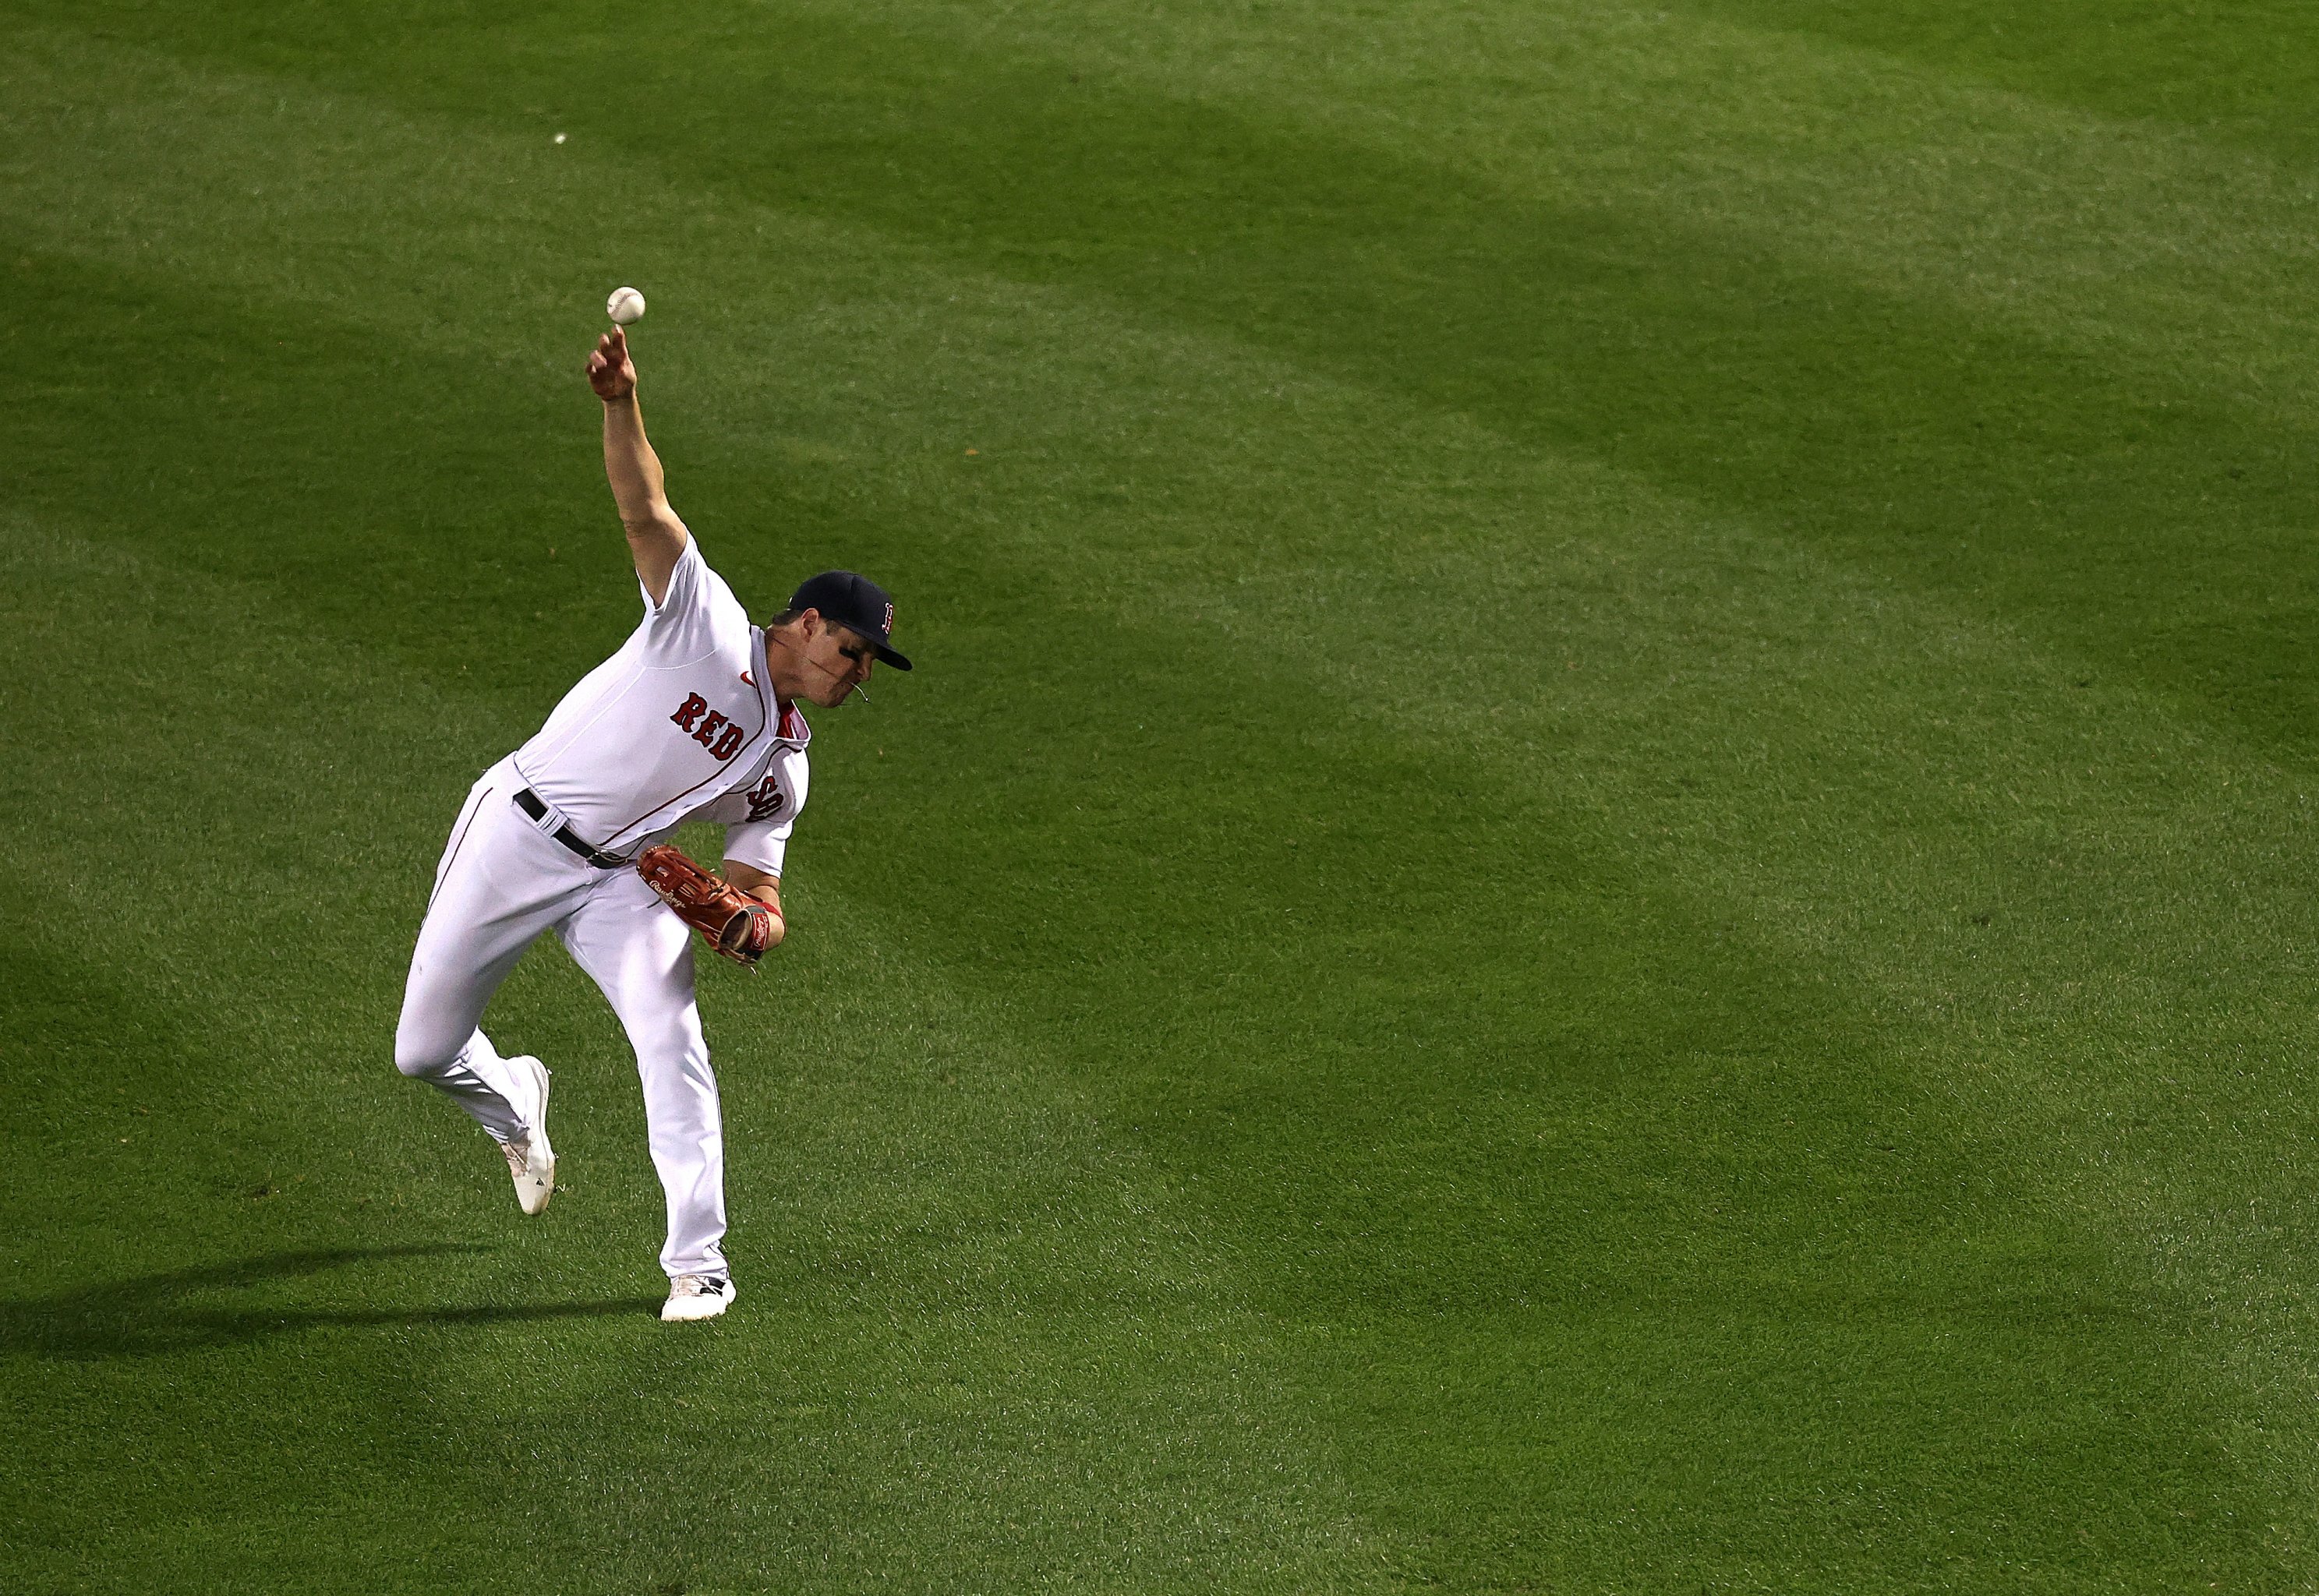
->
xmin=637 ymin=846 xmax=779 ymax=967
xmin=586 ymin=328 xmax=637 ymax=402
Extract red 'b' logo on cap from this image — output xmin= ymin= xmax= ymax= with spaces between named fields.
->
xmin=883 ymin=602 xmax=895 ymax=632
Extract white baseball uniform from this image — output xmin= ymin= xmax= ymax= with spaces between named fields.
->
xmin=394 ymin=535 xmax=808 ymax=1282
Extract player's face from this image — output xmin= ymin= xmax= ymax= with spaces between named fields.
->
xmin=799 ymin=618 xmax=877 ymax=706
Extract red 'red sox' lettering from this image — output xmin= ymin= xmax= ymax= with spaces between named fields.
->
xmin=669 ymin=694 xmax=749 ymax=762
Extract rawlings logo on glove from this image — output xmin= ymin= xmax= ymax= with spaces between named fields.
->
xmin=635 ymin=846 xmax=779 ymax=966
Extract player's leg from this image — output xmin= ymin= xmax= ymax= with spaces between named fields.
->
xmin=559 ymin=880 xmax=730 ymax=1291
xmin=394 ymin=769 xmax=582 ymax=1146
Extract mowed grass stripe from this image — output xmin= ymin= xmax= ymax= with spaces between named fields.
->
xmin=1688 ymin=0 xmax=2319 ymax=164
xmin=7 ymin=8 xmax=2319 ymax=1591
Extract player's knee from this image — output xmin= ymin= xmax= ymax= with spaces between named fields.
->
xmin=631 ymin=1029 xmax=710 ymax=1084
xmin=394 ymin=1029 xmax=451 ymax=1080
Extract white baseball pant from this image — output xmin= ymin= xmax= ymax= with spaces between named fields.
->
xmin=394 ymin=758 xmax=728 ymax=1281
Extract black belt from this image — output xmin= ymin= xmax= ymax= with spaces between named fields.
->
xmin=513 ymin=789 xmax=631 ymax=870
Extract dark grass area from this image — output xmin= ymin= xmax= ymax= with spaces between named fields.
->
xmin=6 ymin=1 xmax=2319 ymax=1589
xmin=1693 ymin=0 xmax=2319 ymax=158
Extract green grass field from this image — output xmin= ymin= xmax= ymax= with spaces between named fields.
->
xmin=6 ymin=2 xmax=2319 ymax=1588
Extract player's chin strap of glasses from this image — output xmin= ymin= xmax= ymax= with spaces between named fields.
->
xmin=512 ymin=788 xmax=632 ymax=870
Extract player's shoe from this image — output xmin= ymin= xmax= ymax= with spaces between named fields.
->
xmin=502 ymin=1056 xmax=555 ymax=1216
xmin=660 ymin=1275 xmax=736 ymax=1322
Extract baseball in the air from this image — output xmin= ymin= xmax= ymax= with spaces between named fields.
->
xmin=606 ymin=286 xmax=647 ymax=326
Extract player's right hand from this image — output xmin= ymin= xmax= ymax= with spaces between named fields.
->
xmin=586 ymin=328 xmax=637 ymax=401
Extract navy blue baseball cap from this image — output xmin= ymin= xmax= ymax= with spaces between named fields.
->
xmin=788 ymin=570 xmax=912 ymax=670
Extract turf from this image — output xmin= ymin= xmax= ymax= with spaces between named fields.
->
xmin=5 ymin=1 xmax=2319 ymax=1589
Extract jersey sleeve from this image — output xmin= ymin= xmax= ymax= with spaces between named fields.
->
xmin=722 ymin=815 xmax=794 ymax=879
xmin=721 ymin=750 xmax=809 ymax=878
xmin=636 ymin=536 xmax=740 ymax=667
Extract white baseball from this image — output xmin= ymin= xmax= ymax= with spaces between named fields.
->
xmin=606 ymin=286 xmax=647 ymax=326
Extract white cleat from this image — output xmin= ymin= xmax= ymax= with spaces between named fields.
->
xmin=661 ymin=1275 xmax=736 ymax=1322
xmin=502 ymin=1056 xmax=555 ymax=1216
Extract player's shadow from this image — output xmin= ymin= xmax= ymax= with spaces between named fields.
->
xmin=0 ymin=1245 xmax=664 ymax=1359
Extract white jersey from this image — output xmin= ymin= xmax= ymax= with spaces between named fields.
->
xmin=511 ymin=537 xmax=811 ymax=875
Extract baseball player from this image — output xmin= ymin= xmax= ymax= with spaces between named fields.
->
xmin=392 ymin=325 xmax=910 ymax=1322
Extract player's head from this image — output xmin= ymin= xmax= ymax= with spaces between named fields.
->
xmin=765 ymin=570 xmax=911 ymax=708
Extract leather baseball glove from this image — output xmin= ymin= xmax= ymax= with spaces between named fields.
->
xmin=636 ymin=846 xmax=779 ymax=966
